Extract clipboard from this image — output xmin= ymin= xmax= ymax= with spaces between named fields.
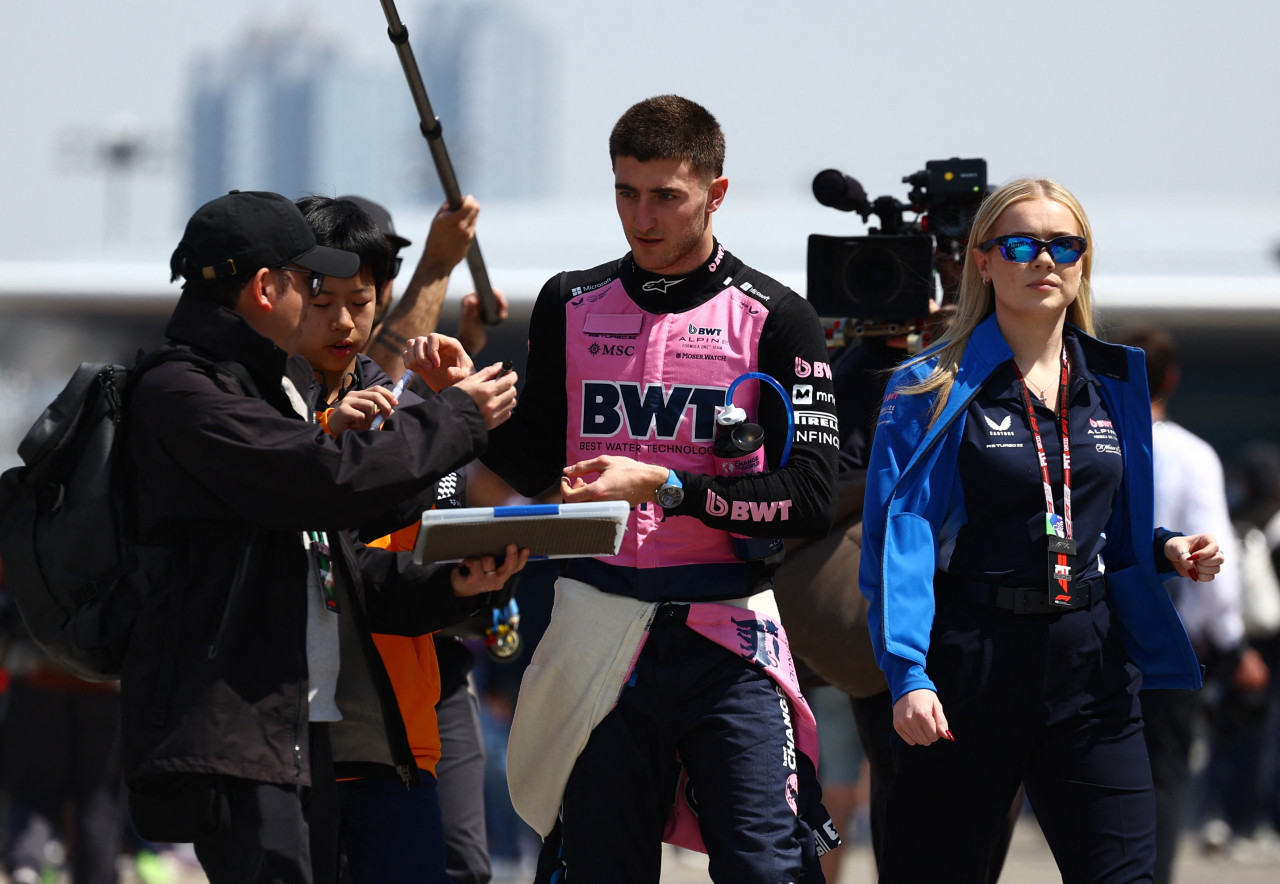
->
xmin=412 ymin=500 xmax=631 ymax=564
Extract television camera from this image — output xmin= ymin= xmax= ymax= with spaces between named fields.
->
xmin=807 ymin=158 xmax=987 ymax=345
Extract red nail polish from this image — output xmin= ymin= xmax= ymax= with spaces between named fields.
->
xmin=1189 ymin=553 xmax=1201 ymax=561
xmin=1189 ymin=568 xmax=1199 ymax=582
xmin=944 ymin=730 xmax=955 ymax=742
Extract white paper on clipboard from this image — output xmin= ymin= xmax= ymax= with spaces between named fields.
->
xmin=412 ymin=500 xmax=630 ymax=564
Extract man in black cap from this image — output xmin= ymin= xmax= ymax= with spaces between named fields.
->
xmin=120 ymin=190 xmax=525 ymax=884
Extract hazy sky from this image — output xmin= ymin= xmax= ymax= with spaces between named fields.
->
xmin=4 ymin=0 xmax=1279 ymax=272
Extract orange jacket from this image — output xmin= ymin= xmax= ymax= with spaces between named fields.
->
xmin=323 ymin=406 xmax=441 ymax=775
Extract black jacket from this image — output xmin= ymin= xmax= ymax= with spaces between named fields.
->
xmin=120 ymin=293 xmax=487 ymax=788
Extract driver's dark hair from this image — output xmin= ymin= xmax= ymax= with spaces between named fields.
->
xmin=609 ymin=95 xmax=724 ymax=182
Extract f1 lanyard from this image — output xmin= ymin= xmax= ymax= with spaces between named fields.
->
xmin=1013 ymin=348 xmax=1072 ymax=540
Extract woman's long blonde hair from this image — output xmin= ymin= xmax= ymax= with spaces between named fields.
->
xmin=904 ymin=178 xmax=1097 ymax=423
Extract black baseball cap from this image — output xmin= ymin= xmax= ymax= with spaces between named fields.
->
xmin=170 ymin=190 xmax=360 ymax=283
xmin=337 ymin=194 xmax=412 ymax=250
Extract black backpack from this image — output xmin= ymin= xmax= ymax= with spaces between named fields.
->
xmin=0 ymin=347 xmax=254 ymax=680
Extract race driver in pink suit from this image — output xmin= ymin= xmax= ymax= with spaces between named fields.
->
xmin=409 ymin=95 xmax=840 ymax=883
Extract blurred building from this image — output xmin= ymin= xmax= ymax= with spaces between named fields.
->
xmin=186 ymin=0 xmax=552 ymax=212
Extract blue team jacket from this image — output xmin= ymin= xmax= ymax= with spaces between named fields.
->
xmin=859 ymin=314 xmax=1202 ymax=702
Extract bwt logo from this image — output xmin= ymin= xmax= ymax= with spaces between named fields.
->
xmin=580 ymin=381 xmax=724 ymax=439
xmin=705 ymin=490 xmax=793 ymax=522
xmin=707 ymin=242 xmax=726 ymax=273
xmin=687 ymin=323 xmax=722 ymax=337
xmin=794 ymin=357 xmax=832 ymax=379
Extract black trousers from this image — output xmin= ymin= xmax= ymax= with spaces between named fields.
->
xmin=193 ymin=723 xmax=339 ymax=884
xmin=880 ymin=597 xmax=1156 ymax=884
xmin=436 ymin=677 xmax=491 ymax=884
xmin=850 ymin=688 xmax=1022 ymax=881
xmin=535 ymin=615 xmax=824 ymax=884
xmin=1139 ymin=688 xmax=1199 ymax=884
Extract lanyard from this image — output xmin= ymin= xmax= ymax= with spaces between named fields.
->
xmin=307 ymin=530 xmax=340 ymax=613
xmin=1012 ymin=348 xmax=1072 ymax=540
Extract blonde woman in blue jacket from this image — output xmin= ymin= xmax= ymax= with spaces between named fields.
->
xmin=859 ymin=178 xmax=1224 ymax=883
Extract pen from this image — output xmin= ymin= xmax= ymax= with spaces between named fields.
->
xmin=370 ymin=369 xmax=416 ymax=431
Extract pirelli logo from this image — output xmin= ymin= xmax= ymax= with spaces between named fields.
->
xmin=795 ymin=410 xmax=838 ymax=431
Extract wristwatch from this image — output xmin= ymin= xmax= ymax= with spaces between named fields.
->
xmin=655 ymin=468 xmax=684 ymax=509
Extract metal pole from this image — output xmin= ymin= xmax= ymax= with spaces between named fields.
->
xmin=379 ymin=0 xmax=501 ymax=326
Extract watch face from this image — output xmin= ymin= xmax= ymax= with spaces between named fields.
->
xmin=657 ymin=485 xmax=684 ymax=508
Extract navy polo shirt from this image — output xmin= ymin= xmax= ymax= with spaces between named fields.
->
xmin=946 ymin=329 xmax=1124 ymax=587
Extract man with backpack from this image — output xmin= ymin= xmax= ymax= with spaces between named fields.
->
xmin=118 ymin=190 xmax=524 ymax=884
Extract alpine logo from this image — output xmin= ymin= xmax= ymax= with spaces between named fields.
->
xmin=642 ymin=277 xmax=686 ymax=294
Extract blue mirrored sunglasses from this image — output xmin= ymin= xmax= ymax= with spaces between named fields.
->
xmin=979 ymin=234 xmax=1088 ymax=264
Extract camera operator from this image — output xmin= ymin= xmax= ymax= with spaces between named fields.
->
xmin=778 ymin=161 xmax=1020 ymax=881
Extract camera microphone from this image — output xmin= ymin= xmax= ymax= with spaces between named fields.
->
xmin=812 ymin=169 xmax=869 ymax=214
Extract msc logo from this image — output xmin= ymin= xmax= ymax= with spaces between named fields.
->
xmin=580 ymin=381 xmax=724 ymax=440
xmin=687 ymin=323 xmax=723 ymax=337
xmin=794 ymin=357 xmax=833 ymax=380
xmin=587 ymin=343 xmax=636 ymax=357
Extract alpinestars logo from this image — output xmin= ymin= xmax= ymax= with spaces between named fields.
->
xmin=641 ymin=277 xmax=685 ymax=294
